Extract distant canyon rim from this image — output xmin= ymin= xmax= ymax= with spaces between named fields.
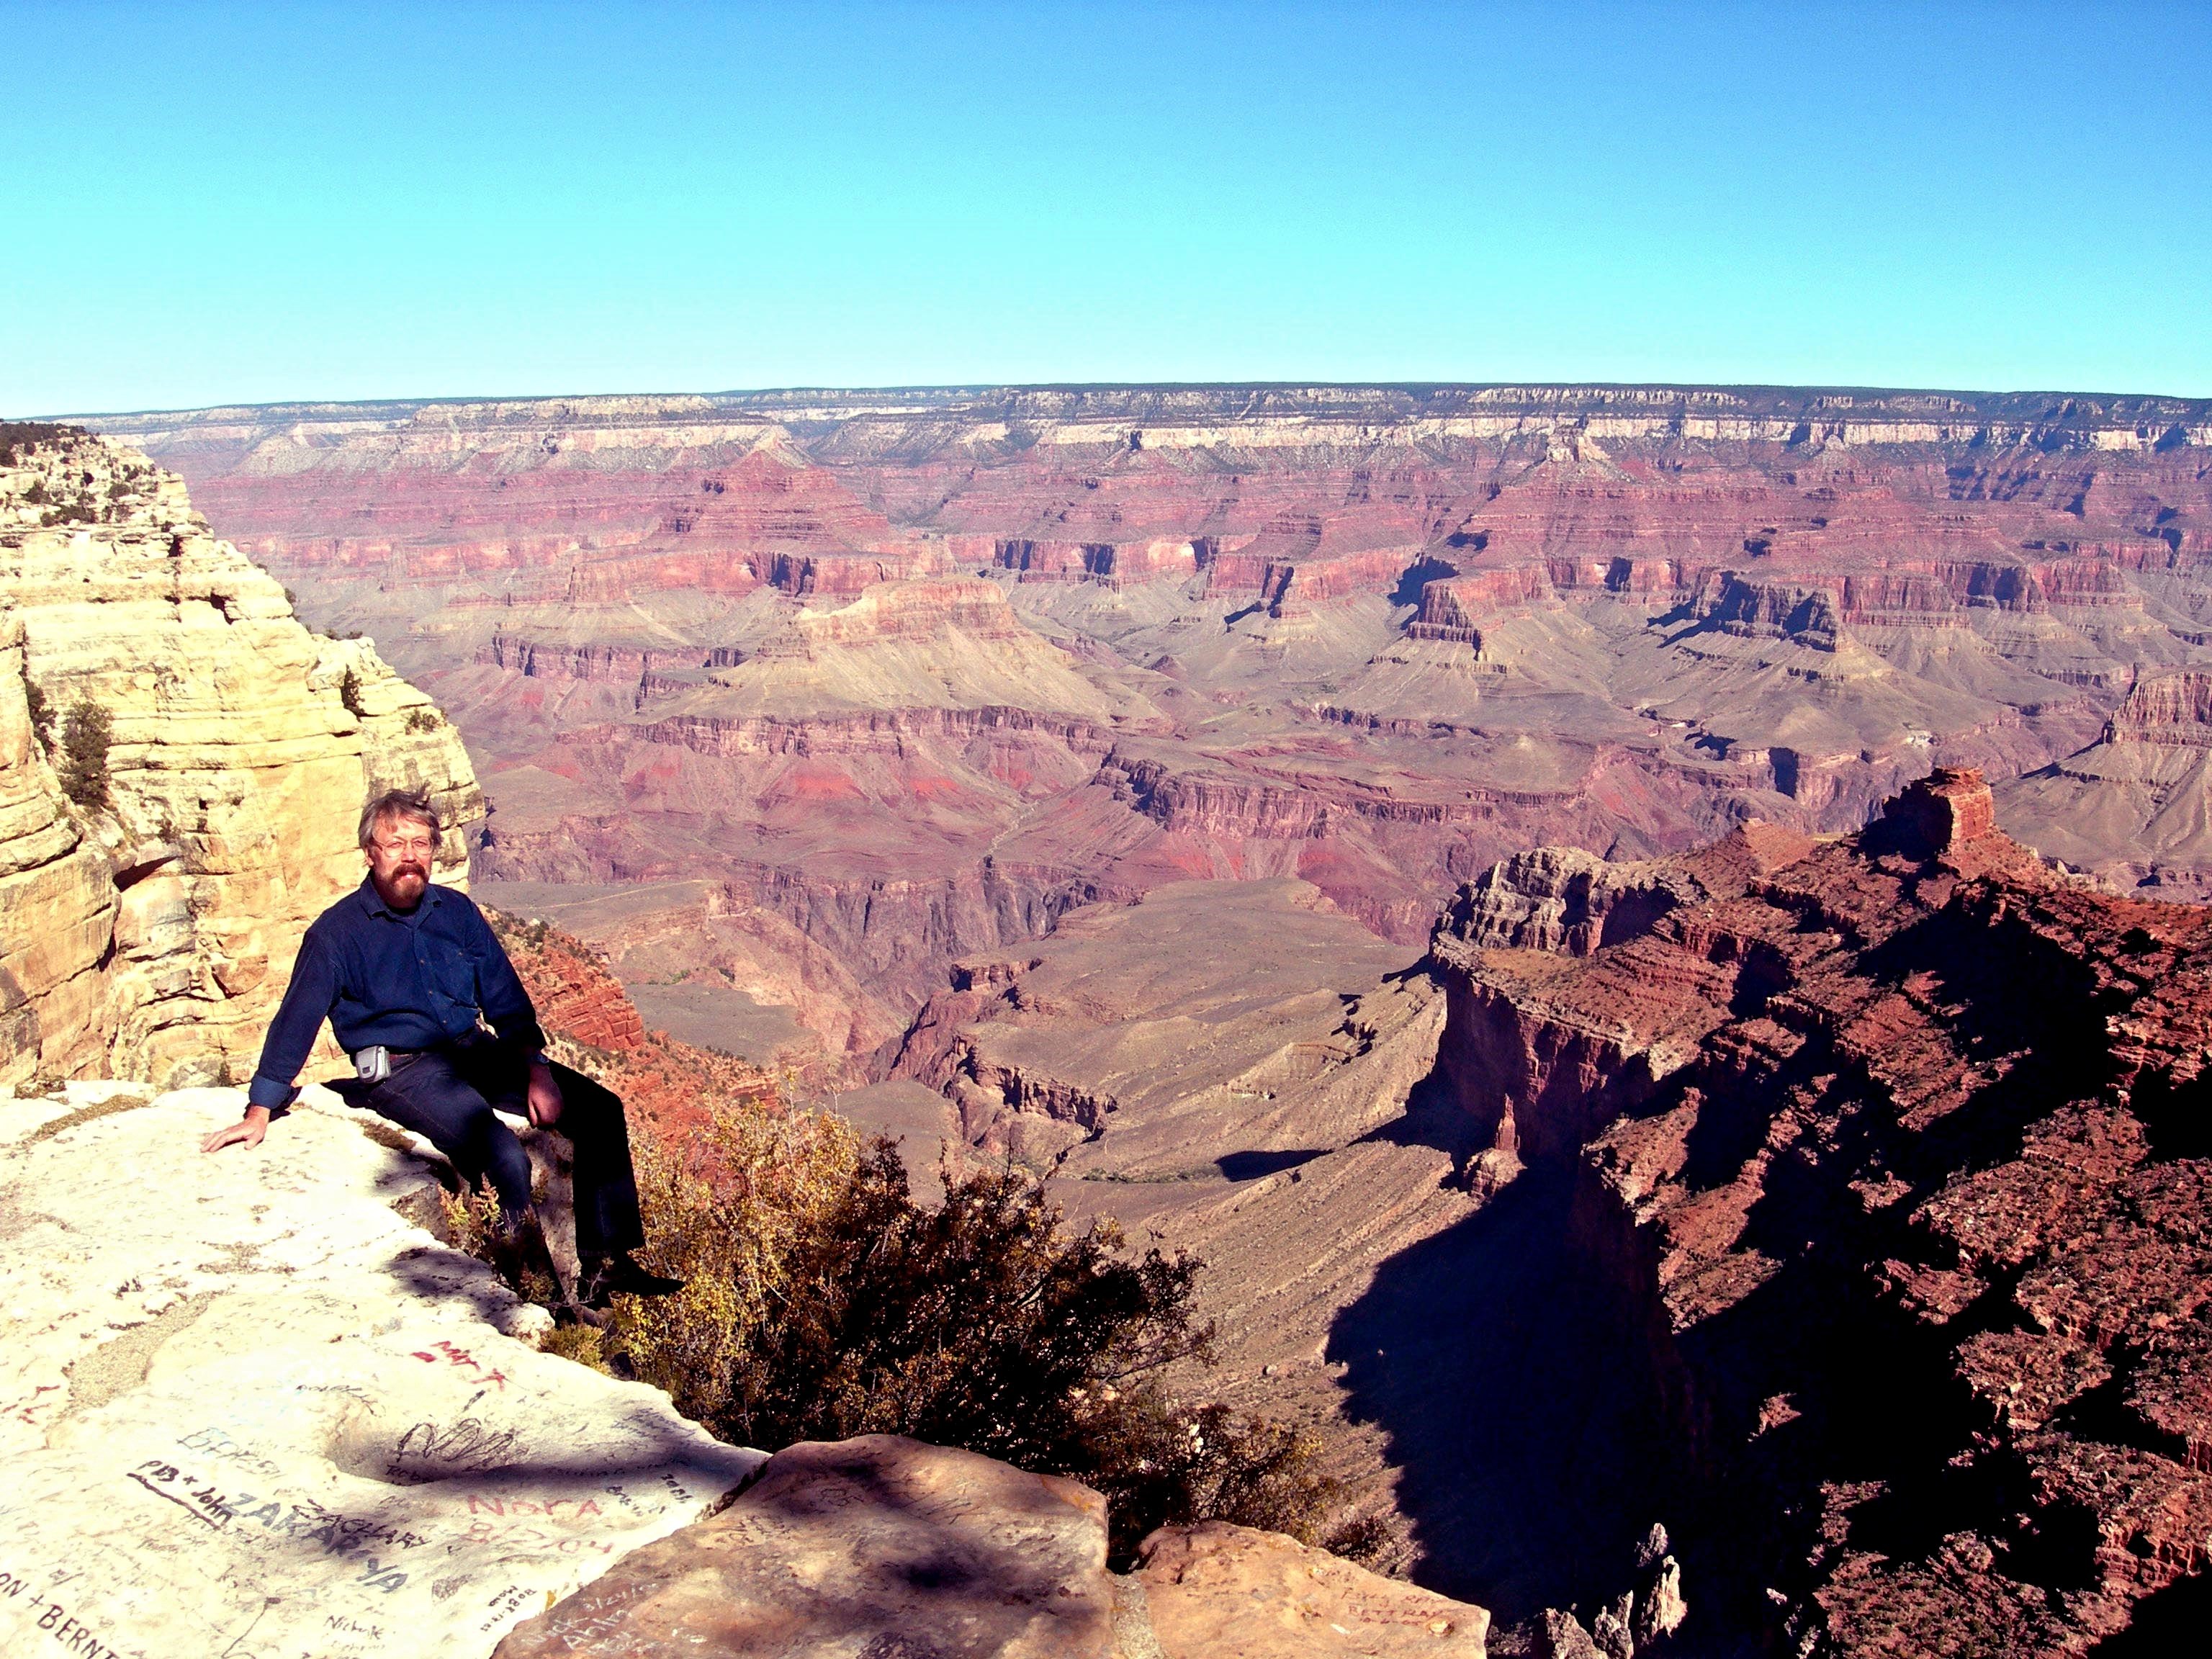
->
xmin=52 ymin=382 xmax=2212 ymax=1644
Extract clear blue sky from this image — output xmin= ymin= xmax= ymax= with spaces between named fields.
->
xmin=5 ymin=1 xmax=2208 ymax=413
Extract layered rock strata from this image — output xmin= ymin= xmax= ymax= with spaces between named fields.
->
xmin=1425 ymin=770 xmax=2212 ymax=1653
xmin=78 ymin=382 xmax=2212 ymax=1038
xmin=0 ymin=426 xmax=479 ymax=1089
xmin=2000 ymin=667 xmax=2212 ymax=898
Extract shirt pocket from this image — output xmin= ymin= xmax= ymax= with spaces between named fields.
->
xmin=421 ymin=928 xmax=480 ymax=1010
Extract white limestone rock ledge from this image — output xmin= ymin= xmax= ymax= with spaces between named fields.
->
xmin=0 ymin=1081 xmax=762 ymax=1659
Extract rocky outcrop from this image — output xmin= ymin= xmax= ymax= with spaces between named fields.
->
xmin=1426 ymin=823 xmax=1812 ymax=1161
xmin=1405 ymin=568 xmax=1557 ymax=646
xmin=1134 ymin=1520 xmax=1490 ymax=1657
xmin=2105 ymin=668 xmax=2212 ymax=745
xmin=1425 ymin=769 xmax=2212 ymax=1653
xmin=494 ymin=1437 xmax=1494 ymax=1659
xmin=1687 ymin=571 xmax=1843 ymax=649
xmin=0 ymin=1081 xmax=759 ymax=1659
xmin=1437 ymin=844 xmax=1725 ymax=958
xmin=487 ymin=907 xmax=781 ymax=1140
xmin=0 ymin=428 xmax=480 ymax=1090
xmin=493 ymin=1435 xmax=1120 ymax=1659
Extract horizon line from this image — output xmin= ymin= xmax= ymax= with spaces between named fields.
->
xmin=44 ymin=377 xmax=2212 ymax=423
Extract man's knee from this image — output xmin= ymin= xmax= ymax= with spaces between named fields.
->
xmin=551 ymin=1064 xmax=626 ymax=1133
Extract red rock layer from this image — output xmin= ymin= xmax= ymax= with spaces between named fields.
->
xmin=487 ymin=907 xmax=778 ymax=1142
xmin=1428 ymin=771 xmax=2212 ymax=1653
xmin=2108 ymin=670 xmax=2212 ymax=747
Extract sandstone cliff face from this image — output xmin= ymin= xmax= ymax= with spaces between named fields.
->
xmin=1424 ymin=770 xmax=2212 ymax=1653
xmin=0 ymin=428 xmax=480 ymax=1089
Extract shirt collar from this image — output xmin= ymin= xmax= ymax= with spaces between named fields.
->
xmin=355 ymin=874 xmax=442 ymax=922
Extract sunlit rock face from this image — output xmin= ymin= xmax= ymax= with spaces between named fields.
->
xmin=0 ymin=428 xmax=480 ymax=1089
xmin=0 ymin=1082 xmax=758 ymax=1659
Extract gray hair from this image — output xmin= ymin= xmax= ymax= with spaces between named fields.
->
xmin=358 ymin=788 xmax=441 ymax=853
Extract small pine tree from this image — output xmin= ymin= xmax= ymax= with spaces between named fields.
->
xmin=58 ymin=699 xmax=113 ymax=811
xmin=23 ymin=679 xmax=55 ymax=747
xmin=339 ymin=667 xmax=365 ymax=717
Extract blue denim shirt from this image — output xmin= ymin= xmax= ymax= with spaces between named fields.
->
xmin=246 ymin=879 xmax=544 ymax=1109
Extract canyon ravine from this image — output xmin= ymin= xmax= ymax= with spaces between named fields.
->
xmin=24 ymin=386 xmax=2212 ymax=1653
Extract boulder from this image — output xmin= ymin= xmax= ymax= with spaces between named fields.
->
xmin=493 ymin=1434 xmax=1118 ymax=1659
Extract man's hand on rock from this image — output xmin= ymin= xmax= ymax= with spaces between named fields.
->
xmin=526 ymin=1058 xmax=563 ymax=1129
xmin=203 ymin=1105 xmax=271 ymax=1154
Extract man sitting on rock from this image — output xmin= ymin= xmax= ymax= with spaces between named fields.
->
xmin=202 ymin=786 xmax=680 ymax=1310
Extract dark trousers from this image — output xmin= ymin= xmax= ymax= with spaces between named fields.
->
xmin=350 ymin=1039 xmax=646 ymax=1258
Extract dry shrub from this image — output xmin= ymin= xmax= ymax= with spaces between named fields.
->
xmin=470 ymin=1096 xmax=1349 ymax=1563
xmin=606 ymin=1100 xmax=861 ymax=1424
xmin=539 ymin=1323 xmax=611 ymax=1374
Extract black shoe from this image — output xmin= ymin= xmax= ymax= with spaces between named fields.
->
xmin=486 ymin=1209 xmax=544 ymax=1292
xmin=578 ymin=1253 xmax=685 ymax=1308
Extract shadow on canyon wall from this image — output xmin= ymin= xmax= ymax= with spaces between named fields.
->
xmin=1328 ymin=1102 xmax=1675 ymax=1627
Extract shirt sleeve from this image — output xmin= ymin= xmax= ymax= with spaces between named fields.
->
xmin=247 ymin=930 xmax=339 ymax=1109
xmin=469 ymin=902 xmax=547 ymax=1055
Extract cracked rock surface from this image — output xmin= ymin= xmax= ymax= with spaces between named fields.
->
xmin=0 ymin=1081 xmax=759 ymax=1659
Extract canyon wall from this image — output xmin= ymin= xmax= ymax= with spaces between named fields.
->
xmin=1421 ymin=771 xmax=2212 ymax=1653
xmin=0 ymin=426 xmax=480 ymax=1089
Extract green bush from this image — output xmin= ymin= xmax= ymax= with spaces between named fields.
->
xmin=732 ymin=1144 xmax=1344 ymax=1563
xmin=58 ymin=698 xmax=112 ymax=810
xmin=631 ymin=1121 xmax=1345 ymax=1563
xmin=704 ymin=1139 xmax=1208 ymax=1442
xmin=24 ymin=679 xmax=54 ymax=747
xmin=457 ymin=1100 xmax=1355 ymax=1563
xmin=404 ymin=707 xmax=440 ymax=733
xmin=339 ymin=667 xmax=366 ymax=717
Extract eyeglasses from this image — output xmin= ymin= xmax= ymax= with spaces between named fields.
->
xmin=372 ymin=836 xmax=437 ymax=858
